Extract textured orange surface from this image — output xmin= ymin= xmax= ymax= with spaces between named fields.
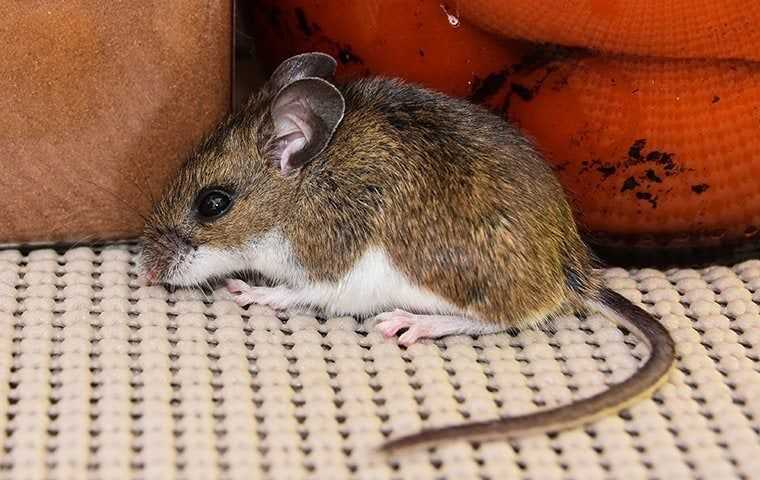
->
xmin=252 ymin=0 xmax=760 ymax=249
xmin=450 ymin=0 xmax=760 ymax=61
xmin=252 ymin=0 xmax=526 ymax=97
xmin=507 ymin=55 xmax=760 ymax=241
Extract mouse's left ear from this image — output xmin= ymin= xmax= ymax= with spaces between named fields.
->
xmin=269 ymin=52 xmax=337 ymax=92
xmin=269 ymin=77 xmax=345 ymax=175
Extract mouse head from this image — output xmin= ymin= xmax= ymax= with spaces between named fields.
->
xmin=140 ymin=52 xmax=345 ymax=286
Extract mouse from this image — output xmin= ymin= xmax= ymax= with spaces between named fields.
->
xmin=139 ymin=52 xmax=676 ymax=452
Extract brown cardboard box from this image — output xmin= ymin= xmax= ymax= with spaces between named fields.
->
xmin=0 ymin=2 xmax=231 ymax=245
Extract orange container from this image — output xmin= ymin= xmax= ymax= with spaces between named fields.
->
xmin=250 ymin=0 xmax=760 ymax=262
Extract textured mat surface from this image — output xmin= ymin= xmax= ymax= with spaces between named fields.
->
xmin=0 ymin=244 xmax=759 ymax=480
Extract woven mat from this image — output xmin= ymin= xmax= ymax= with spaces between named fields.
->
xmin=1 ymin=244 xmax=759 ymax=480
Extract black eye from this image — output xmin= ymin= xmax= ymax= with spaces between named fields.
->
xmin=195 ymin=188 xmax=233 ymax=221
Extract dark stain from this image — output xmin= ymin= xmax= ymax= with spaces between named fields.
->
xmin=644 ymin=169 xmax=662 ymax=183
xmin=658 ymin=153 xmax=677 ymax=173
xmin=621 ymin=176 xmax=639 ymax=192
xmin=712 ymin=96 xmax=720 ymax=104
xmin=628 ymin=139 xmax=647 ymax=161
xmin=511 ymin=44 xmax=588 ymax=74
xmin=511 ymin=82 xmax=534 ymax=101
xmin=552 ymin=161 xmax=570 ymax=172
xmin=470 ymin=71 xmax=508 ymax=104
xmin=579 ymin=158 xmax=616 ymax=179
xmin=597 ymin=164 xmax=617 ymax=178
xmin=598 ymin=141 xmax=687 ymax=209
xmin=628 ymin=150 xmax=679 ymax=175
xmin=338 ymin=47 xmax=363 ymax=65
xmin=418 ymin=49 xmax=425 ymax=57
xmin=646 ymin=151 xmax=662 ymax=163
xmin=494 ymin=45 xmax=586 ymax=114
xmin=691 ymin=183 xmax=710 ymax=194
xmin=294 ymin=8 xmax=312 ymax=36
xmin=635 ymin=191 xmax=657 ymax=208
xmin=501 ymin=77 xmax=541 ymax=113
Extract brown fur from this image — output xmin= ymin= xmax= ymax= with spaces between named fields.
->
xmin=142 ymin=75 xmax=601 ymax=327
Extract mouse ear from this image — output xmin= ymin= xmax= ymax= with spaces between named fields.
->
xmin=269 ymin=52 xmax=337 ymax=91
xmin=269 ymin=77 xmax=345 ymax=175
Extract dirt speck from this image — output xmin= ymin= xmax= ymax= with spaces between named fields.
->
xmin=621 ymin=176 xmax=639 ymax=192
xmin=510 ymin=82 xmax=534 ymax=101
xmin=338 ymin=47 xmax=363 ymax=65
xmin=644 ymin=169 xmax=662 ymax=183
xmin=294 ymin=8 xmax=312 ymax=36
xmin=470 ymin=71 xmax=507 ymax=103
xmin=691 ymin=183 xmax=710 ymax=194
xmin=628 ymin=139 xmax=647 ymax=161
xmin=597 ymin=164 xmax=616 ymax=178
xmin=635 ymin=191 xmax=657 ymax=208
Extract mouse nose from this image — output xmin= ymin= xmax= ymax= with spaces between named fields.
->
xmin=144 ymin=268 xmax=159 ymax=285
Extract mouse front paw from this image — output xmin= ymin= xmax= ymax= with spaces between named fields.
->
xmin=225 ymin=279 xmax=295 ymax=310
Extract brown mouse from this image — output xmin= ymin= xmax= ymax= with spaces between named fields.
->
xmin=139 ymin=52 xmax=676 ymax=452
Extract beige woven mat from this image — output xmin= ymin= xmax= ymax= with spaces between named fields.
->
xmin=1 ymin=244 xmax=759 ymax=480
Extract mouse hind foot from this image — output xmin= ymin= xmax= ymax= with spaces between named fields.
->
xmin=374 ymin=309 xmax=503 ymax=346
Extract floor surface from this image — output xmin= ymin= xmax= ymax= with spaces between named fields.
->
xmin=0 ymin=244 xmax=758 ymax=479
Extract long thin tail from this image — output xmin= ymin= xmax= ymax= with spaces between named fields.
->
xmin=379 ymin=288 xmax=676 ymax=452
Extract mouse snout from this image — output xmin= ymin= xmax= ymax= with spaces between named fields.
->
xmin=144 ymin=267 xmax=159 ymax=285
xmin=140 ymin=226 xmax=195 ymax=285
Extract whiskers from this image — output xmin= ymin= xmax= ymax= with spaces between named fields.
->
xmin=79 ymin=178 xmax=149 ymax=223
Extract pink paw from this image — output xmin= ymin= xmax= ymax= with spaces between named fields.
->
xmin=226 ymin=279 xmax=249 ymax=295
xmin=375 ymin=309 xmax=432 ymax=346
xmin=225 ymin=279 xmax=289 ymax=309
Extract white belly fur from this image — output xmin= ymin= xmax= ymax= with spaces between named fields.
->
xmin=248 ymin=230 xmax=460 ymax=317
xmin=318 ymin=248 xmax=460 ymax=316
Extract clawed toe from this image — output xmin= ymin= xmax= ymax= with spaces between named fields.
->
xmin=232 ymin=293 xmax=256 ymax=307
xmin=376 ymin=319 xmax=409 ymax=338
xmin=226 ymin=279 xmax=250 ymax=294
xmin=398 ymin=327 xmax=426 ymax=346
xmin=225 ymin=279 xmax=296 ymax=310
xmin=374 ymin=310 xmax=478 ymax=345
xmin=375 ymin=310 xmax=419 ymax=339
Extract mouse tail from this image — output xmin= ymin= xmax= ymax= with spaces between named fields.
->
xmin=379 ymin=288 xmax=676 ymax=453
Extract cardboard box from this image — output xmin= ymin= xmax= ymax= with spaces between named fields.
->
xmin=0 ymin=1 xmax=232 ymax=245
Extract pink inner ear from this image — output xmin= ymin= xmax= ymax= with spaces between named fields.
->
xmin=276 ymin=132 xmax=306 ymax=173
xmin=272 ymin=102 xmax=313 ymax=173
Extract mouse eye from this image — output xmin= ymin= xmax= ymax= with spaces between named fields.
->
xmin=195 ymin=188 xmax=233 ymax=221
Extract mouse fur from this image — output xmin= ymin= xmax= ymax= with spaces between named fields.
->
xmin=142 ymin=71 xmax=598 ymax=327
xmin=141 ymin=53 xmax=674 ymax=452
